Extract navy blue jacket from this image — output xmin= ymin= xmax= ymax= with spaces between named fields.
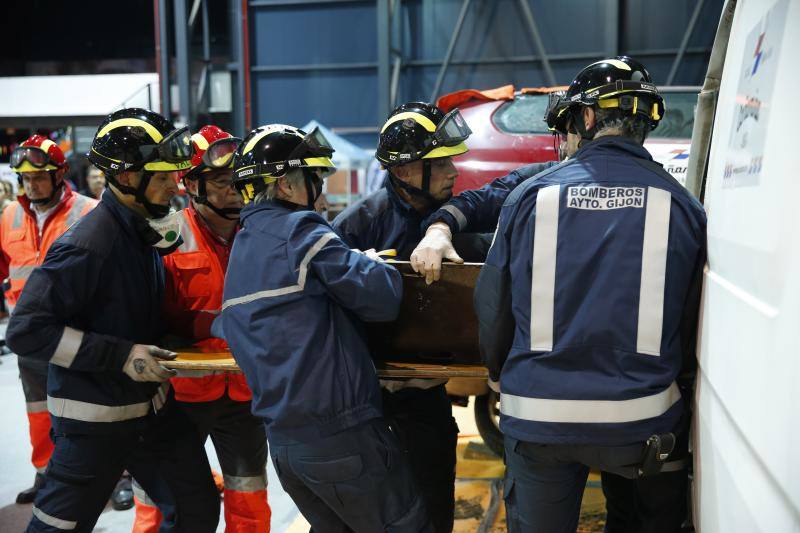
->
xmin=221 ymin=201 xmax=403 ymax=444
xmin=475 ymin=137 xmax=706 ymax=446
xmin=424 ymin=161 xmax=558 ymax=234
xmin=6 ymin=190 xmax=169 ymax=435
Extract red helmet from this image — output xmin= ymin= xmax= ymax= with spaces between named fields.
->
xmin=184 ymin=125 xmax=240 ymax=180
xmin=11 ymin=134 xmax=69 ymax=173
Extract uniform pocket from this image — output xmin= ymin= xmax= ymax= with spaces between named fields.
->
xmin=295 ymin=454 xmax=363 ymax=484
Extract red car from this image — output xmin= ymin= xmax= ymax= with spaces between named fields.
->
xmin=439 ymin=85 xmax=699 ymax=194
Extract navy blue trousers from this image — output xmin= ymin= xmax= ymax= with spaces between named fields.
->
xmin=504 ymin=436 xmax=688 ymax=533
xmin=26 ymin=398 xmax=219 ymax=533
xmin=271 ymin=418 xmax=434 ymax=533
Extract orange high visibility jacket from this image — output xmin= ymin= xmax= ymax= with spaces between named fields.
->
xmin=163 ymin=206 xmax=251 ymax=402
xmin=0 ymin=186 xmax=97 ymax=310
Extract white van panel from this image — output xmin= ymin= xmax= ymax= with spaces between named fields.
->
xmin=696 ymin=0 xmax=800 ymax=531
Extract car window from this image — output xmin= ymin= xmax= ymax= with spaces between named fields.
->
xmin=651 ymin=91 xmax=698 ymax=139
xmin=492 ymin=94 xmax=551 ymax=134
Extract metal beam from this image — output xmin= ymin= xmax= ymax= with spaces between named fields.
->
xmin=377 ymin=0 xmax=391 ymax=120
xmin=198 ymin=0 xmax=211 ymax=112
xmin=157 ymin=0 xmax=171 ymax=116
xmin=250 ymin=0 xmax=369 ymax=6
xmin=233 ymin=0 xmax=248 ymax=134
xmin=174 ymin=0 xmax=192 ymax=126
xmin=430 ymin=0 xmax=471 ymax=102
xmin=666 ymin=0 xmax=706 ymax=85
xmin=604 ymin=0 xmax=620 ymax=57
xmin=251 ymin=62 xmax=378 ymax=72
xmin=517 ymin=0 xmax=556 ymax=86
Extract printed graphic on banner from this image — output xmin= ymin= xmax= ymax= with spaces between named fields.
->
xmin=567 ymin=186 xmax=645 ymax=210
xmin=724 ymin=0 xmax=789 ymax=188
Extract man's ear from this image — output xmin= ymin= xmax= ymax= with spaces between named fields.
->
xmin=583 ymin=107 xmax=596 ymax=131
xmin=185 ymin=178 xmax=198 ymax=195
xmin=276 ymin=176 xmax=293 ymax=197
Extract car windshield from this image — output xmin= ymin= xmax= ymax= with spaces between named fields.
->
xmin=651 ymin=91 xmax=698 ymax=139
xmin=492 ymin=94 xmax=551 ymax=134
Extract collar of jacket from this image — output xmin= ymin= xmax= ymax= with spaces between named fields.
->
xmin=17 ymin=181 xmax=72 ymax=220
xmin=383 ymin=177 xmax=435 ymax=221
xmin=100 ymin=188 xmax=153 ymax=246
xmin=239 ymin=198 xmax=298 ymax=224
xmin=575 ymin=135 xmax=655 ymax=162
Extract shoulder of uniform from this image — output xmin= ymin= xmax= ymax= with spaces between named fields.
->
xmin=504 ymin=159 xmax=574 ymax=207
xmin=58 ymin=203 xmax=119 ymax=258
xmin=513 ymin=160 xmax=560 ymax=179
xmin=333 ymin=189 xmax=389 ymax=230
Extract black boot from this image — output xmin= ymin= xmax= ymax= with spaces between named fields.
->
xmin=16 ymin=472 xmax=45 ymax=504
xmin=110 ymin=473 xmax=134 ymax=511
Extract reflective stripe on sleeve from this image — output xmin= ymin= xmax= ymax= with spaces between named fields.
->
xmin=636 ymin=187 xmax=671 ymax=356
xmin=501 ymin=381 xmax=681 ymax=424
xmin=222 ymin=231 xmax=337 ymax=310
xmin=440 ymin=205 xmax=468 ymax=231
xmin=12 ymin=203 xmax=23 ymax=229
xmin=177 ymin=212 xmax=198 ymax=253
xmin=8 ymin=264 xmax=35 ymax=281
xmin=529 ymin=185 xmax=561 ymax=351
xmin=65 ymin=195 xmax=89 ymax=228
xmin=49 ymin=327 xmax=84 ymax=369
xmin=26 ymin=401 xmax=48 ymax=413
xmin=32 ymin=506 xmax=77 ymax=530
xmin=223 ymin=473 xmax=267 ymax=492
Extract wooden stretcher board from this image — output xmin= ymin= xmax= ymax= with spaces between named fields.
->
xmin=163 ymin=350 xmax=488 ymax=379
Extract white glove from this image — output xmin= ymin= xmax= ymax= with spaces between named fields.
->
xmin=410 ymin=222 xmax=463 ymax=285
xmin=123 ymin=345 xmax=178 ymax=383
xmin=351 ymin=248 xmax=385 ymax=262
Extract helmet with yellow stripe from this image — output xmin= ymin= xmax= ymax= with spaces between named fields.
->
xmin=545 ymin=56 xmax=665 ymax=139
xmin=88 ymin=108 xmax=191 ymax=218
xmin=376 ymin=102 xmax=471 ymax=168
xmin=232 ymin=124 xmax=335 ymax=209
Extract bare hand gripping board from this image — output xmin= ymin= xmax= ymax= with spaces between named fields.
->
xmin=163 ymin=262 xmax=487 ymax=378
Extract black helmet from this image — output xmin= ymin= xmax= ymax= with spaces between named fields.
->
xmin=88 ymin=108 xmax=191 ymax=217
xmin=545 ymin=56 xmax=665 ymax=137
xmin=232 ymin=124 xmax=335 ymax=209
xmin=376 ymin=102 xmax=471 ymax=167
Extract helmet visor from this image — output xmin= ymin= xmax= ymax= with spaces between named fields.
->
xmin=288 ymin=127 xmax=335 ymax=160
xmin=434 ymin=109 xmax=472 ymax=146
xmin=10 ymin=146 xmax=52 ymax=170
xmin=203 ymin=137 xmax=241 ymax=169
xmin=139 ymin=126 xmax=192 ymax=166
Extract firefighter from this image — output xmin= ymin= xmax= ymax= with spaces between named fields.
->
xmin=473 ymin=57 xmax=706 ymax=532
xmin=332 ymin=101 xmax=488 ymax=531
xmin=6 ymin=108 xmax=220 ymax=532
xmin=1 ymin=135 xmax=98 ymax=504
xmin=132 ymin=125 xmax=271 ymax=532
xmin=221 ymin=123 xmax=432 ymax=531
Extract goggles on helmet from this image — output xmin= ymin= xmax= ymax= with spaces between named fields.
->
xmin=139 ymin=127 xmax=193 ymax=171
xmin=234 ymin=127 xmax=336 ymax=181
xmin=433 ymin=109 xmax=472 ymax=147
xmin=10 ymin=146 xmax=59 ymax=170
xmin=202 ymin=137 xmax=242 ymax=169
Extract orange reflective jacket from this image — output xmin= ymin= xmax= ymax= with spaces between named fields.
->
xmin=163 ymin=207 xmax=251 ymax=402
xmin=0 ymin=186 xmax=97 ymax=310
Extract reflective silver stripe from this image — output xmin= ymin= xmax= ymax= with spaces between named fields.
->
xmin=12 ymin=203 xmax=23 ymax=229
xmin=175 ymin=369 xmax=220 ymax=378
xmin=199 ymin=308 xmax=220 ymax=316
xmin=48 ymin=395 xmax=152 ymax=423
xmin=7 ymin=302 xmax=15 ymax=312
xmin=440 ymin=205 xmax=468 ymax=231
xmin=49 ymin=327 xmax=84 ymax=369
xmin=32 ymin=506 xmax=77 ymax=530
xmin=9 ymin=264 xmax=36 ymax=281
xmin=152 ymin=382 xmax=170 ymax=412
xmin=501 ymin=381 xmax=681 ymax=424
xmin=636 ymin=187 xmax=671 ymax=356
xmin=223 ymin=473 xmax=267 ymax=492
xmin=177 ymin=211 xmax=198 ymax=253
xmin=26 ymin=401 xmax=48 ymax=413
xmin=223 ymin=231 xmax=338 ymax=311
xmin=65 ymin=195 xmax=89 ymax=228
xmin=529 ymin=185 xmax=561 ymax=351
xmin=132 ymin=480 xmax=157 ymax=506
xmin=36 ymin=465 xmax=47 ymax=473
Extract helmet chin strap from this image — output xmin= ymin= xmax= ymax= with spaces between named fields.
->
xmin=109 ymin=171 xmax=171 ymax=219
xmin=190 ymin=177 xmax=241 ymax=220
xmin=388 ymin=160 xmax=444 ymax=207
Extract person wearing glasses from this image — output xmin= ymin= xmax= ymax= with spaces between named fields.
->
xmin=132 ymin=125 xmax=272 ymax=532
xmin=1 ymin=135 xmax=98 ymax=505
xmin=6 ymin=108 xmax=220 ymax=532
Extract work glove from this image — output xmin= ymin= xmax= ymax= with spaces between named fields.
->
xmin=410 ymin=222 xmax=463 ymax=285
xmin=122 ymin=345 xmax=178 ymax=383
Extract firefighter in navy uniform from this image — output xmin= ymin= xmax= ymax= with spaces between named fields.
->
xmin=474 ymin=57 xmax=706 ymax=532
xmin=333 ymin=101 xmax=494 ymax=531
xmin=221 ymin=124 xmax=432 ymax=532
xmin=6 ymin=108 xmax=220 ymax=533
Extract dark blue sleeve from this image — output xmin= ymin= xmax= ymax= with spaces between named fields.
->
xmin=6 ymin=243 xmax=133 ymax=372
xmin=331 ymin=204 xmax=368 ymax=250
xmin=425 ymin=161 xmax=557 ymax=234
xmin=289 ymin=214 xmax=403 ymax=322
xmin=473 ymin=200 xmax=516 ymax=381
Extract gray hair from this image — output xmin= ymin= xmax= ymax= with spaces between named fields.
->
xmin=252 ymin=169 xmax=306 ymax=204
xmin=593 ymin=107 xmax=651 ymax=144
